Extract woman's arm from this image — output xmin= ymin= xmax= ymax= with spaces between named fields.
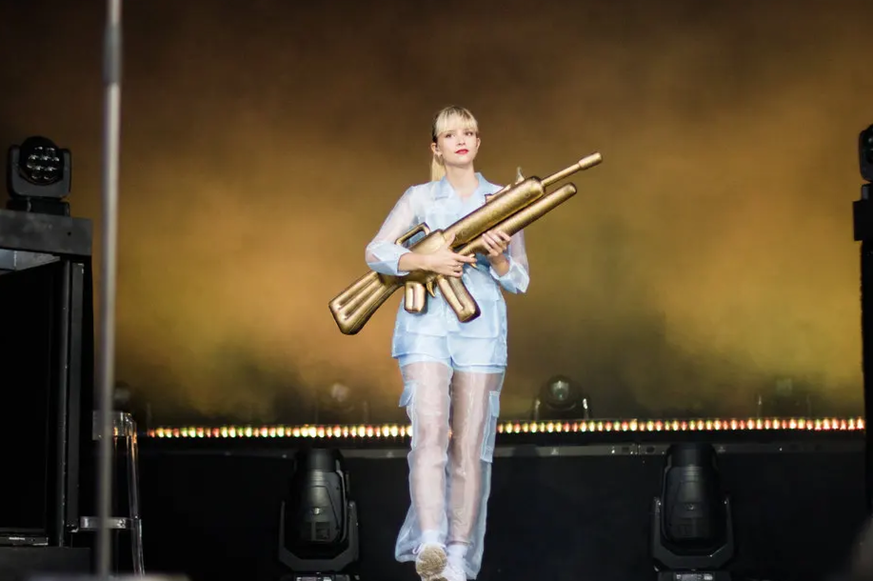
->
xmin=486 ymin=229 xmax=530 ymax=294
xmin=365 ymin=187 xmax=418 ymax=276
xmin=365 ymin=187 xmax=474 ymax=277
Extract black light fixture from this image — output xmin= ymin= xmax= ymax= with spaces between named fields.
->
xmin=278 ymin=447 xmax=359 ymax=581
xmin=6 ymin=136 xmax=72 ymax=216
xmin=754 ymin=377 xmax=814 ymax=418
xmin=532 ymin=374 xmax=591 ymax=421
xmin=314 ymin=383 xmax=370 ymax=426
xmin=859 ymin=124 xmax=873 ymax=184
xmin=854 ymin=123 xmax=873 ymax=512
xmin=651 ymin=443 xmax=735 ymax=581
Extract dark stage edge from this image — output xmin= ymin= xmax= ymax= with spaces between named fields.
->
xmin=0 ymin=547 xmax=91 ymax=581
xmin=133 ymin=430 xmax=868 ymax=581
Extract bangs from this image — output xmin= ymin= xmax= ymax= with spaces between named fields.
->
xmin=432 ymin=106 xmax=479 ymax=141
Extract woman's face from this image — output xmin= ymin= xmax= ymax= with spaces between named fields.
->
xmin=432 ymin=119 xmax=480 ymax=169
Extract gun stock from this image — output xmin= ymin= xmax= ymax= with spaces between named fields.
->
xmin=328 ymin=270 xmax=404 ymax=335
xmin=328 ymin=152 xmax=603 ymax=335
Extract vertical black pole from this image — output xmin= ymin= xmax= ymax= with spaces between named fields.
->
xmin=53 ymin=260 xmax=72 ymax=546
xmin=97 ymin=0 xmax=123 ymax=575
xmin=65 ymin=262 xmax=86 ymax=536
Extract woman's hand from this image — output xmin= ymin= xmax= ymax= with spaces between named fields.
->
xmin=419 ymin=233 xmax=476 ymax=277
xmin=481 ymin=230 xmax=511 ymax=263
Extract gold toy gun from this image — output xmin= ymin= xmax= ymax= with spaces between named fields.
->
xmin=328 ymin=152 xmax=603 ymax=335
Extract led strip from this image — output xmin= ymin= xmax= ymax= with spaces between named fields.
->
xmin=146 ymin=417 xmax=865 ymax=440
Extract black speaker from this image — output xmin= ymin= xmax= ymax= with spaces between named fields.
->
xmin=0 ymin=208 xmax=94 ymax=547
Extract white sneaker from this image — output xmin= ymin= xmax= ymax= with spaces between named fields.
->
xmin=441 ymin=560 xmax=467 ymax=581
xmin=415 ymin=543 xmax=447 ymax=581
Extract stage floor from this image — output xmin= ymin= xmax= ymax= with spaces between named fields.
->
xmin=129 ymin=425 xmax=868 ymax=581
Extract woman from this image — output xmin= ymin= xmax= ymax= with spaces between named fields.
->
xmin=365 ymin=105 xmax=530 ymax=581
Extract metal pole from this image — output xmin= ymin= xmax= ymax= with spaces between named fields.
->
xmin=97 ymin=0 xmax=123 ymax=576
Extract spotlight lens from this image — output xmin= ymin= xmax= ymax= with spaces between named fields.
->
xmin=548 ymin=379 xmax=570 ymax=402
xmin=18 ymin=137 xmax=63 ymax=185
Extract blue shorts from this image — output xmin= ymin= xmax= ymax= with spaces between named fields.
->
xmin=397 ymin=353 xmax=504 ymax=374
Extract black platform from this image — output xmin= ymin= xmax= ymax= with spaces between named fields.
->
xmin=135 ymin=428 xmax=868 ymax=581
xmin=0 ymin=547 xmax=91 ymax=581
xmin=0 ymin=207 xmax=96 ymax=573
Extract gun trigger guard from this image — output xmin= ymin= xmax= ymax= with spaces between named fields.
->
xmin=394 ymin=223 xmax=431 ymax=246
xmin=425 ymin=280 xmax=436 ymax=298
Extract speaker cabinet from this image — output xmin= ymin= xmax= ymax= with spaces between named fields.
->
xmin=0 ymin=209 xmax=94 ymax=547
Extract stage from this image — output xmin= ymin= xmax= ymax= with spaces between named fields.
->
xmin=128 ymin=418 xmax=869 ymax=581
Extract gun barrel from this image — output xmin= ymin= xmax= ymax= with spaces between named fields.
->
xmin=457 ymin=183 xmax=578 ymax=256
xmin=328 ymin=152 xmax=603 ymax=335
xmin=442 ymin=177 xmax=545 ymax=245
xmin=480 ymin=152 xmax=601 ymax=207
xmin=541 ymin=152 xmax=603 ymax=188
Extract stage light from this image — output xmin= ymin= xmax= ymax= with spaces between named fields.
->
xmin=755 ymin=377 xmax=814 ymax=418
xmin=855 ymin=123 xmax=873 ymax=511
xmin=532 ymin=374 xmax=591 ymax=421
xmin=278 ymin=447 xmax=359 ymax=581
xmin=314 ymin=383 xmax=370 ymax=425
xmin=651 ymin=443 xmax=735 ymax=581
xmin=860 ymin=124 xmax=873 ymax=183
xmin=5 ymin=136 xmax=72 ymax=216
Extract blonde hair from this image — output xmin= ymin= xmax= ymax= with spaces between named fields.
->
xmin=430 ymin=105 xmax=479 ymax=182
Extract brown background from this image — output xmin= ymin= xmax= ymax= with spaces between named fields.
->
xmin=1 ymin=0 xmax=869 ymax=423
